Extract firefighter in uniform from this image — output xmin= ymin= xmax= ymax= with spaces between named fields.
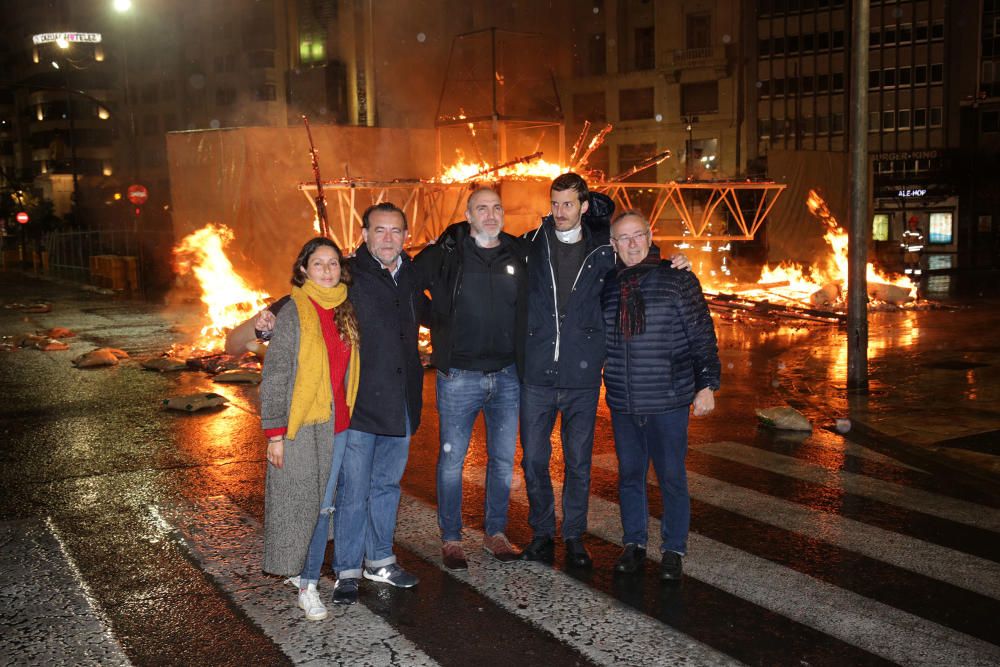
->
xmin=901 ymin=215 xmax=924 ymax=277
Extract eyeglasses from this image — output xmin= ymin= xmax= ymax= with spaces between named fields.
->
xmin=612 ymin=231 xmax=650 ymax=245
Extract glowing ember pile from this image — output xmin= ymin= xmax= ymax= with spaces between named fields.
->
xmin=173 ymin=224 xmax=270 ymax=352
xmin=739 ymin=190 xmax=915 ymax=308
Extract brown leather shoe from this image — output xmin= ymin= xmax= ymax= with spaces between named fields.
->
xmin=442 ymin=541 xmax=468 ymax=570
xmin=483 ymin=533 xmax=521 ymax=563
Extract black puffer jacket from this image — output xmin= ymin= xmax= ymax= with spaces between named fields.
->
xmin=601 ymin=245 xmax=721 ymax=414
xmin=347 ymin=244 xmax=424 ymax=436
xmin=412 ymin=221 xmax=528 ymax=374
xmin=522 ymin=192 xmax=615 ymax=388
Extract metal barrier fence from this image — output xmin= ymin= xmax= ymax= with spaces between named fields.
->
xmin=43 ymin=229 xmax=176 ymax=294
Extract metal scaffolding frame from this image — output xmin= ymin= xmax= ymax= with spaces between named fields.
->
xmin=298 ymin=180 xmax=786 ymax=247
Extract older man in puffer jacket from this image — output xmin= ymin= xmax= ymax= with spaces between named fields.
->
xmin=601 ymin=209 xmax=721 ymax=582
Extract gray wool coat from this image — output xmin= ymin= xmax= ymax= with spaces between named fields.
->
xmin=259 ymin=299 xmax=342 ymax=577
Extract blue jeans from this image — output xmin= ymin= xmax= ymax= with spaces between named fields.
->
xmin=333 ymin=417 xmax=411 ymax=579
xmin=299 ymin=430 xmax=348 ymax=585
xmin=520 ymin=384 xmax=599 ymax=541
xmin=610 ymin=407 xmax=691 ymax=554
xmin=436 ymin=365 xmax=519 ymax=542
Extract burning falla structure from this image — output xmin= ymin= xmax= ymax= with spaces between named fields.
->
xmin=166 ymin=29 xmax=913 ymax=355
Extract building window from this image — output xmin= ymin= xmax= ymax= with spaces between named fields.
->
xmin=832 ymin=112 xmax=844 ymax=133
xmin=572 ymin=92 xmax=606 ymax=123
xmin=681 ymin=81 xmax=719 ymax=115
xmin=588 ymin=33 xmax=606 ymax=75
xmin=872 ymin=214 xmax=890 ymax=242
xmin=931 ymin=22 xmax=944 ymax=40
xmin=869 ymin=111 xmax=879 ymax=132
xmin=914 ymin=65 xmax=927 ymax=84
xmin=142 ymin=83 xmax=158 ymax=104
xmin=634 ymin=26 xmax=655 ymax=70
xmin=897 ymin=109 xmax=911 ymax=129
xmin=869 ymin=69 xmax=880 ymax=89
xmin=930 ymin=106 xmax=943 ymax=127
xmin=983 ymin=110 xmax=1000 ymax=133
xmin=883 ymin=68 xmax=896 ymax=87
xmin=898 ymin=67 xmax=911 ymax=86
xmin=915 ymin=24 xmax=928 ymax=41
xmin=619 ymin=87 xmax=655 ymax=121
xmin=930 ymin=63 xmax=943 ymax=83
xmin=913 ymin=108 xmax=927 ymax=128
xmin=618 ymin=143 xmax=657 ymax=182
xmin=758 ymin=117 xmax=770 ymax=137
xmin=882 ymin=110 xmax=896 ymax=130
xmin=832 ymin=72 xmax=844 ymax=91
xmin=928 ymin=212 xmax=952 ymax=244
xmin=687 ymin=13 xmax=711 ymax=50
xmin=687 ymin=138 xmax=719 ymax=174
xmin=254 ymin=84 xmax=277 ymax=101
xmin=248 ymin=50 xmax=275 ymax=69
xmin=216 ymin=87 xmax=237 ymax=105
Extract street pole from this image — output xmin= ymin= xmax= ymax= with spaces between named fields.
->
xmin=65 ymin=73 xmax=78 ymax=221
xmin=847 ymin=0 xmax=870 ymax=392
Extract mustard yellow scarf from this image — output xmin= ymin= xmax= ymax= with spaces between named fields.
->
xmin=286 ymin=280 xmax=360 ymax=440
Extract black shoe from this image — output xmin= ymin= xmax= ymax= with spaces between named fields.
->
xmin=332 ymin=577 xmax=359 ymax=605
xmin=614 ymin=543 xmax=647 ymax=573
xmin=564 ymin=538 xmax=593 ymax=568
xmin=660 ymin=551 xmax=683 ymax=581
xmin=519 ymin=535 xmax=555 ymax=564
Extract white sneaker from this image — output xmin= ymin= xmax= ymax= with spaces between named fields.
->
xmin=297 ymin=583 xmax=328 ymax=621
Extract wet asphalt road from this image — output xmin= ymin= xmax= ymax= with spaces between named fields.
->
xmin=1 ymin=271 xmax=999 ymax=666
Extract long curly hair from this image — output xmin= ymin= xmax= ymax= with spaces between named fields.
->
xmin=290 ymin=237 xmax=360 ymax=348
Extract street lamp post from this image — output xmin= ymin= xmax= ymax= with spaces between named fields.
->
xmin=682 ymin=115 xmax=698 ymax=180
xmin=113 ymin=0 xmax=138 ymax=182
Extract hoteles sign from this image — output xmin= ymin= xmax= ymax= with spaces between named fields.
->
xmin=32 ymin=32 xmax=102 ymax=45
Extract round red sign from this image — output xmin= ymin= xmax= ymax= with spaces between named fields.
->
xmin=16 ymin=211 xmax=29 ymax=224
xmin=127 ymin=184 xmax=148 ymax=206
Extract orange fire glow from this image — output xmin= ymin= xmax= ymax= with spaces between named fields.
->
xmin=745 ymin=189 xmax=915 ymax=307
xmin=437 ymin=151 xmax=569 ymax=183
xmin=173 ymin=223 xmax=270 ymax=352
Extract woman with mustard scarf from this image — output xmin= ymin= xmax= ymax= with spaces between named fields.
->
xmin=259 ymin=237 xmax=360 ymax=622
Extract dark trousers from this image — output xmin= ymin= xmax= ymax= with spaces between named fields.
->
xmin=519 ymin=383 xmax=600 ymax=541
xmin=610 ymin=406 xmax=691 ymax=554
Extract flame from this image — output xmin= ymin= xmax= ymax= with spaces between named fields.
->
xmin=725 ymin=189 xmax=916 ymax=307
xmin=438 ymin=150 xmax=569 ymax=183
xmin=173 ymin=224 xmax=270 ymax=352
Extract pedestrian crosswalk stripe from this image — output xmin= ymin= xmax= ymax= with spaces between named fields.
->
xmin=694 ymin=440 xmax=1000 ymax=531
xmin=459 ymin=462 xmax=1000 ymax=666
xmin=393 ymin=494 xmax=739 ymax=667
xmin=590 ymin=452 xmax=1000 ymax=599
xmin=155 ymin=497 xmax=439 ymax=667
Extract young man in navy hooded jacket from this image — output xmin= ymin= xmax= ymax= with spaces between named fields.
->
xmin=519 ymin=173 xmax=688 ymax=567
